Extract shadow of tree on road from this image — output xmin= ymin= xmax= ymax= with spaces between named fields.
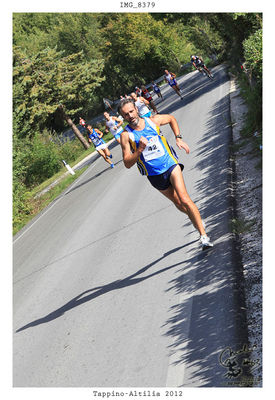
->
xmin=162 ymin=79 xmax=254 ymax=386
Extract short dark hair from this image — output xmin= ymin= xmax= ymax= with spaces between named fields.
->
xmin=117 ymin=98 xmax=135 ymax=116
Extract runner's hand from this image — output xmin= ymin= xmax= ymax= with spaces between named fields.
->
xmin=138 ymin=136 xmax=148 ymax=153
xmin=176 ymin=139 xmax=190 ymax=154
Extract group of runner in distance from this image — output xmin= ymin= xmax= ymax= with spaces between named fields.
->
xmin=79 ymin=56 xmax=214 ymax=251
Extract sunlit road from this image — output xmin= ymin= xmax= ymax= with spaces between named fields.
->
xmin=13 ymin=65 xmax=249 ymax=387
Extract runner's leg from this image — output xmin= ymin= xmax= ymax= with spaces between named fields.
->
xmin=150 ymin=100 xmax=158 ymax=113
xmin=97 ymin=149 xmax=112 ymax=165
xmin=203 ymin=65 xmax=212 ymax=75
xmin=159 ymin=165 xmax=206 ymax=235
xmin=172 ymin=85 xmax=180 ymax=97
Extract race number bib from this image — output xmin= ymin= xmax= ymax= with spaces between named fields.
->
xmin=143 ymin=136 xmax=165 ymax=161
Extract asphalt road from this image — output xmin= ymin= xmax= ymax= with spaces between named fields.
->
xmin=13 ymin=65 xmax=249 ymax=387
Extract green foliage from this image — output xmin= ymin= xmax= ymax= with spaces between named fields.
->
xmin=23 ymin=133 xmax=61 ymax=186
xmin=99 ymin=13 xmax=190 ymax=96
xmin=13 ymin=131 xmax=85 ymax=188
xmin=238 ymin=29 xmax=262 ymax=140
xmin=243 ymin=29 xmax=262 ymax=81
xmin=180 ymin=16 xmax=224 ymax=62
xmin=13 ymin=13 xmax=104 ymax=60
xmin=13 ymin=46 xmax=105 ymax=137
xmin=230 ymin=218 xmax=256 ymax=235
xmin=239 ymin=73 xmax=262 ymax=139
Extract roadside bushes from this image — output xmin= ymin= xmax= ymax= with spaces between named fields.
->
xmin=240 ymin=28 xmax=262 ymax=138
xmin=14 ymin=132 xmax=84 ymax=188
xmin=24 ymin=133 xmax=61 ymax=187
xmin=13 ymin=130 xmax=85 ymax=231
xmin=243 ymin=28 xmax=262 ymax=82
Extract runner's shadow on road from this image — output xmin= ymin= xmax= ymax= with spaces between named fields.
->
xmin=162 ymin=87 xmax=253 ymax=386
xmin=15 ymin=241 xmax=196 ymax=333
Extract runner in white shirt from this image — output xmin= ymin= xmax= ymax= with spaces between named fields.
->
xmin=104 ymin=112 xmax=124 ymax=144
xmin=130 ymin=92 xmax=152 ymax=118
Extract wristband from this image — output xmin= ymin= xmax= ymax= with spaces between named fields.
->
xmin=176 ymin=135 xmax=182 ymax=139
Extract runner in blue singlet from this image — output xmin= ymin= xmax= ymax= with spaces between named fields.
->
xmin=164 ymin=70 xmax=183 ymax=99
xmin=86 ymin=125 xmax=114 ymax=168
xmin=118 ymin=98 xmax=213 ymax=251
xmin=151 ymin=81 xmax=163 ymax=100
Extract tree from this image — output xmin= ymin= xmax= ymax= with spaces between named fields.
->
xmin=57 ymin=105 xmax=90 ymax=149
xmin=13 ymin=13 xmax=104 ymax=61
xmin=13 ymin=46 xmax=105 ymax=146
xmin=99 ymin=13 xmax=191 ymax=97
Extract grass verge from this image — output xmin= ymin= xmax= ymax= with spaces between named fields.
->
xmin=13 ymin=167 xmax=88 ymax=236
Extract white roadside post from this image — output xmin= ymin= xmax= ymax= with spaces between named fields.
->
xmin=62 ymin=160 xmax=75 ymax=175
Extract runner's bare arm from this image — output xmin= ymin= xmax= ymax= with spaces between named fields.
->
xmin=151 ymin=114 xmax=190 ymax=154
xmin=95 ymin=128 xmax=104 ymax=138
xmin=140 ymin=96 xmax=150 ymax=106
xmin=115 ymin=117 xmax=123 ymax=127
xmin=120 ymin=131 xmax=147 ymax=169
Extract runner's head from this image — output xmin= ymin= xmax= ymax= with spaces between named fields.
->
xmin=118 ymin=98 xmax=139 ymax=127
xmin=164 ymin=69 xmax=169 ymax=75
xmin=103 ymin=111 xmax=110 ymax=120
xmin=130 ymin=92 xmax=137 ymax=101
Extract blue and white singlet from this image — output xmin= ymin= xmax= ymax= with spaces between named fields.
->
xmin=152 ymin=83 xmax=160 ymax=93
xmin=165 ymin=73 xmax=177 ymax=86
xmin=125 ymin=117 xmax=182 ymax=176
xmin=88 ymin=129 xmax=105 ymax=147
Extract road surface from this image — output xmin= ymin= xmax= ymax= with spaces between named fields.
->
xmin=13 ymin=65 xmax=249 ymax=387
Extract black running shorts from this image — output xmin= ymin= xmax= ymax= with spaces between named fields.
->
xmin=147 ymin=163 xmax=184 ymax=191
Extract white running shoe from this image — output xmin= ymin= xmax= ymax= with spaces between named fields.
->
xmin=200 ymin=235 xmax=214 ymax=251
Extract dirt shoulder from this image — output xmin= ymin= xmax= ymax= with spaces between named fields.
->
xmin=229 ymin=75 xmax=262 ymax=386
